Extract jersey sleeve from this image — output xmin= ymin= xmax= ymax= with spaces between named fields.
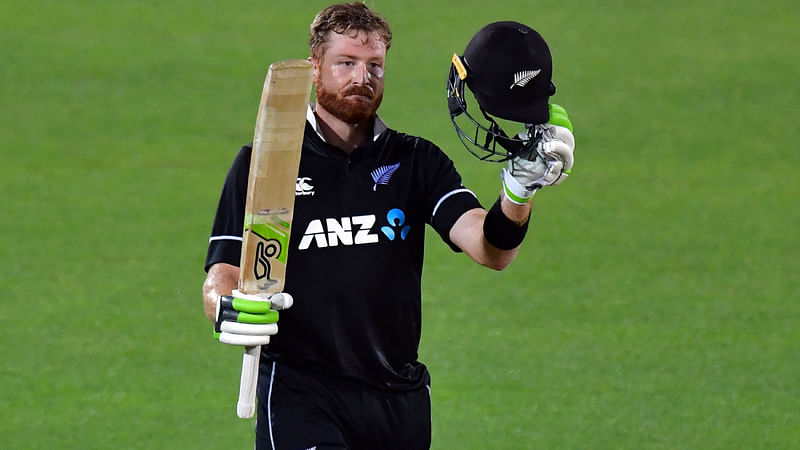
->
xmin=204 ymin=145 xmax=252 ymax=272
xmin=418 ymin=141 xmax=483 ymax=252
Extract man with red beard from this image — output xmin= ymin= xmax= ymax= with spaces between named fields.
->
xmin=202 ymin=3 xmax=574 ymax=449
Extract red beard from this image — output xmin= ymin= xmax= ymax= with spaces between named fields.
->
xmin=316 ymin=80 xmax=383 ymax=125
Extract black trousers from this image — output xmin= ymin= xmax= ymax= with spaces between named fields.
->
xmin=255 ymin=360 xmax=431 ymax=450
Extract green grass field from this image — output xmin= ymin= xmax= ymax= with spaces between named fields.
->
xmin=2 ymin=0 xmax=798 ymax=448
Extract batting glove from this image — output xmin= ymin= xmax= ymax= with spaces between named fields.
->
xmin=214 ymin=290 xmax=293 ymax=346
xmin=502 ymin=104 xmax=575 ymax=204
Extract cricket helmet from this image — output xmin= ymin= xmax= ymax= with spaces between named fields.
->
xmin=447 ymin=21 xmax=556 ymax=161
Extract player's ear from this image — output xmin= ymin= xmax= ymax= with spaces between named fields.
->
xmin=309 ymin=56 xmax=321 ymax=83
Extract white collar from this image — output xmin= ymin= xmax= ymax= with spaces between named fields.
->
xmin=306 ymin=103 xmax=387 ymax=143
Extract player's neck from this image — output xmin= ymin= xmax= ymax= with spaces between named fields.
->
xmin=314 ymin=105 xmax=373 ymax=154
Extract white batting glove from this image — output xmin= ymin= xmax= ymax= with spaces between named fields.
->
xmin=213 ymin=290 xmax=293 ymax=346
xmin=502 ymin=104 xmax=575 ymax=204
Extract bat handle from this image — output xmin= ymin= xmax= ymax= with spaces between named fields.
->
xmin=237 ymin=344 xmax=261 ymax=418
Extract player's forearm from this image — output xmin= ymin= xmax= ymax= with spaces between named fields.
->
xmin=480 ymin=196 xmax=530 ymax=270
xmin=202 ymin=263 xmax=240 ymax=322
xmin=475 ymin=195 xmax=532 ymax=270
xmin=450 ymin=206 xmax=525 ymax=271
xmin=479 ymin=237 xmax=519 ymax=271
xmin=499 ymin=194 xmax=532 ymax=225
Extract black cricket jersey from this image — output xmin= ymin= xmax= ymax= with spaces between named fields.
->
xmin=205 ymin=110 xmax=482 ymax=391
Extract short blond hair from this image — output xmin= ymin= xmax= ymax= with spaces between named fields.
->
xmin=309 ymin=2 xmax=392 ymax=59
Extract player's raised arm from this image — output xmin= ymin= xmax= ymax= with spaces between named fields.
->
xmin=445 ymin=22 xmax=576 ymax=269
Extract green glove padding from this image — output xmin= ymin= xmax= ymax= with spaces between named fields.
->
xmin=548 ymin=103 xmax=573 ymax=132
xmin=213 ymin=290 xmax=292 ymax=346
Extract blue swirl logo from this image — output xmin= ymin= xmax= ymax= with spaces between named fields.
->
xmin=381 ymin=208 xmax=411 ymax=241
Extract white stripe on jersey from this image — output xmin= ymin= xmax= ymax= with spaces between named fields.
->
xmin=208 ymin=235 xmax=243 ymax=243
xmin=268 ymin=361 xmax=277 ymax=450
xmin=431 ymin=188 xmax=477 ymax=221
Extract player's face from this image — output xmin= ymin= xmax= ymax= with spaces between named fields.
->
xmin=313 ymin=30 xmax=386 ymax=124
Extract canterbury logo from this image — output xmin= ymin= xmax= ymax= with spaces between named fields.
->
xmin=296 ymin=177 xmax=314 ymax=196
xmin=510 ymin=69 xmax=541 ymax=89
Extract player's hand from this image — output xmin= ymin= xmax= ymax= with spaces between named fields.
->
xmin=214 ymin=290 xmax=293 ymax=346
xmin=501 ymin=104 xmax=575 ymax=204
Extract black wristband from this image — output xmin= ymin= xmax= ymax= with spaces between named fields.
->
xmin=482 ymin=198 xmax=530 ymax=250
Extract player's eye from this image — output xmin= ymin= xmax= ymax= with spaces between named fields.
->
xmin=367 ymin=63 xmax=384 ymax=79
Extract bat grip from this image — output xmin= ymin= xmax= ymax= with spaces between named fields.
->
xmin=237 ymin=344 xmax=261 ymax=418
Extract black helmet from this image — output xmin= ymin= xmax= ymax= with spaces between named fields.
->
xmin=447 ymin=21 xmax=556 ymax=161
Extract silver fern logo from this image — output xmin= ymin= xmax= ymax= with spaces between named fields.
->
xmin=370 ymin=163 xmax=400 ymax=191
xmin=510 ymin=69 xmax=541 ymax=89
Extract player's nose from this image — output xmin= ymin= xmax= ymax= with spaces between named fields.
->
xmin=351 ymin=62 xmax=369 ymax=84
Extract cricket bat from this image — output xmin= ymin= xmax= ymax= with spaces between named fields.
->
xmin=236 ymin=59 xmax=313 ymax=419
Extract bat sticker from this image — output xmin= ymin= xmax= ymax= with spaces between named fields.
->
xmin=254 ymin=239 xmax=280 ymax=281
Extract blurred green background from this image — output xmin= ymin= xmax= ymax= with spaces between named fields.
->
xmin=1 ymin=0 xmax=798 ymax=448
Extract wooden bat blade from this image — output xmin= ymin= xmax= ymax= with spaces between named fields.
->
xmin=240 ymin=59 xmax=313 ymax=295
xmin=236 ymin=59 xmax=313 ymax=419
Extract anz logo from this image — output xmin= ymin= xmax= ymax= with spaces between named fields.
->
xmin=298 ymin=208 xmax=410 ymax=250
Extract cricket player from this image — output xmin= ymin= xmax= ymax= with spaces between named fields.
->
xmin=202 ymin=3 xmax=575 ymax=449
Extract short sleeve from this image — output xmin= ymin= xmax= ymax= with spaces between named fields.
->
xmin=412 ymin=138 xmax=482 ymax=252
xmin=204 ymin=145 xmax=252 ymax=271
